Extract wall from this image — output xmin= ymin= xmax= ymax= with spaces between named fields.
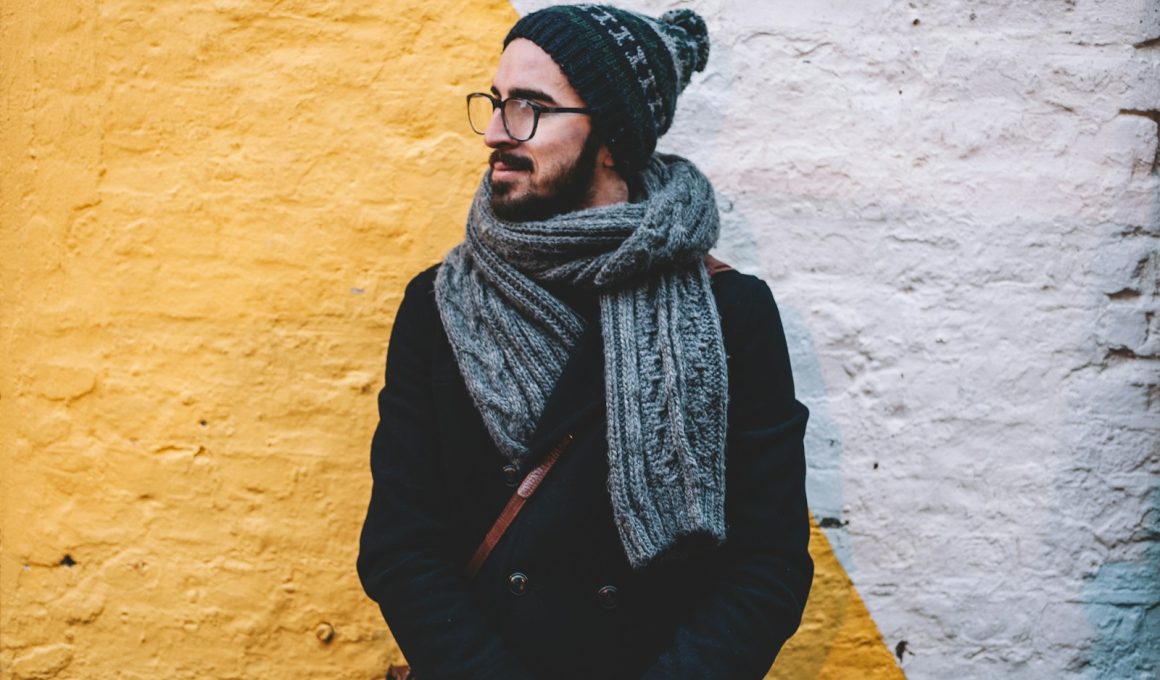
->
xmin=2 ymin=1 xmax=1157 ymax=678
xmin=2 ymin=1 xmax=515 ymax=677
xmin=601 ymin=0 xmax=1157 ymax=677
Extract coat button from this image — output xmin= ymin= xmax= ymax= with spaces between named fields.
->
xmin=501 ymin=464 xmax=520 ymax=487
xmin=508 ymin=571 xmax=529 ymax=596
xmin=596 ymin=585 xmax=619 ymax=609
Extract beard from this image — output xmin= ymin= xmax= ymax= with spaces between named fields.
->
xmin=488 ymin=131 xmax=603 ymax=222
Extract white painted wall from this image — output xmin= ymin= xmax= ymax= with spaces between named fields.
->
xmin=514 ymin=1 xmax=1159 ymax=677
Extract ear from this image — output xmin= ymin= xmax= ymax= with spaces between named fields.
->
xmin=597 ymin=144 xmax=617 ymax=169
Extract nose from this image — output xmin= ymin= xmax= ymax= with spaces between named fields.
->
xmin=483 ymin=106 xmax=516 ymax=149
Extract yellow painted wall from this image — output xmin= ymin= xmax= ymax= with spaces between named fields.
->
xmin=1 ymin=1 xmax=514 ymax=676
xmin=0 ymin=1 xmax=902 ymax=677
xmin=770 ymin=519 xmax=905 ymax=679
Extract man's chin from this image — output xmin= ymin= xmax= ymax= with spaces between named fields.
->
xmin=489 ymin=176 xmax=516 ymax=198
xmin=489 ymin=180 xmax=540 ymax=221
xmin=491 ymin=192 xmax=561 ymax=223
xmin=491 ymin=196 xmax=530 ymax=222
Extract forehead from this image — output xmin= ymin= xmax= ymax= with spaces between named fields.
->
xmin=493 ymin=38 xmax=583 ymax=105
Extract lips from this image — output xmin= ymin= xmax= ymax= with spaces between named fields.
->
xmin=489 ymin=151 xmax=532 ymax=174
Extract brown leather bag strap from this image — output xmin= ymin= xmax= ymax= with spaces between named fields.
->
xmin=703 ymin=254 xmax=734 ymax=276
xmin=464 ymin=433 xmax=575 ymax=580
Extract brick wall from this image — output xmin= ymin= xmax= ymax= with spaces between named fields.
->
xmin=3 ymin=0 xmax=1156 ymax=678
xmin=590 ymin=0 xmax=1156 ymax=677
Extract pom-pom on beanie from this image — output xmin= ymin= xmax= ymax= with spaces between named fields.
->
xmin=504 ymin=5 xmax=710 ymax=174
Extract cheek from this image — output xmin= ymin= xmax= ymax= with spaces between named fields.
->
xmin=530 ymin=141 xmax=572 ymax=176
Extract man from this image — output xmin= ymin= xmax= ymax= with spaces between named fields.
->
xmin=358 ymin=5 xmax=812 ymax=679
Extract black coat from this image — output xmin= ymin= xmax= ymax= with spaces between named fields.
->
xmin=358 ymin=263 xmax=813 ymax=680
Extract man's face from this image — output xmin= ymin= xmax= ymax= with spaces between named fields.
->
xmin=485 ymin=38 xmax=601 ymax=222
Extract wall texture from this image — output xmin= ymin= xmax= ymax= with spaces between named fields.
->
xmin=1 ymin=0 xmax=516 ymax=677
xmin=589 ymin=0 xmax=1157 ymax=677
xmin=2 ymin=1 xmax=1156 ymax=679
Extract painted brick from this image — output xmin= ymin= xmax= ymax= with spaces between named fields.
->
xmin=4 ymin=1 xmax=1158 ymax=679
xmin=512 ymin=0 xmax=1159 ymax=678
xmin=2 ymin=0 xmax=517 ymax=678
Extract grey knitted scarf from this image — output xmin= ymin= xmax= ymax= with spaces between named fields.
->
xmin=434 ymin=153 xmax=728 ymax=568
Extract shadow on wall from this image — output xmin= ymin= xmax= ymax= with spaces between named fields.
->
xmin=648 ymin=0 xmax=856 ymax=574
xmin=713 ymin=193 xmax=904 ymax=680
xmin=675 ymin=5 xmax=904 ymax=674
xmin=504 ymin=1 xmax=907 ymax=675
xmin=712 ymin=199 xmax=853 ymax=569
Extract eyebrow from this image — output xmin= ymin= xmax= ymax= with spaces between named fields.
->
xmin=490 ymin=85 xmax=559 ymax=105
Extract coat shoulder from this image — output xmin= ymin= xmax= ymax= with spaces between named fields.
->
xmin=406 ymin=262 xmax=442 ymax=297
xmin=386 ymin=263 xmax=448 ymax=359
xmin=395 ymin=263 xmax=444 ymax=323
xmin=709 ymin=268 xmax=780 ymax=328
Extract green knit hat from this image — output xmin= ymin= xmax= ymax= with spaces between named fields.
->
xmin=504 ymin=4 xmax=710 ymax=174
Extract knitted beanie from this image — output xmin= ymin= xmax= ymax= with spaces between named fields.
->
xmin=504 ymin=4 xmax=710 ymax=174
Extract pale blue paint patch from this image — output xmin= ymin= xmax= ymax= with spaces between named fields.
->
xmin=1081 ymin=488 xmax=1159 ymax=679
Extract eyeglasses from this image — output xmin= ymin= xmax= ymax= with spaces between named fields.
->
xmin=466 ymin=92 xmax=592 ymax=142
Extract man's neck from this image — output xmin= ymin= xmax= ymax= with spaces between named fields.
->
xmin=584 ymin=167 xmax=630 ymax=209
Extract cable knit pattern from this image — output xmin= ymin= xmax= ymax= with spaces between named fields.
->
xmin=435 ymin=154 xmax=728 ymax=568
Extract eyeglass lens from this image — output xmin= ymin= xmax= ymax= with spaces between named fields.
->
xmin=468 ymin=95 xmax=536 ymax=141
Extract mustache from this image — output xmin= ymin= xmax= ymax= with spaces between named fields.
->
xmin=489 ymin=150 xmax=533 ymax=172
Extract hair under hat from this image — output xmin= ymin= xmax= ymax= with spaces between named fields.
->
xmin=504 ymin=5 xmax=710 ymax=174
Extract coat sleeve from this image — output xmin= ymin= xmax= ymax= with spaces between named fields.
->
xmin=357 ymin=270 xmax=538 ymax=680
xmin=641 ymin=275 xmax=814 ymax=680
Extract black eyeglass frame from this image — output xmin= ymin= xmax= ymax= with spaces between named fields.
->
xmin=466 ymin=92 xmax=592 ymax=142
